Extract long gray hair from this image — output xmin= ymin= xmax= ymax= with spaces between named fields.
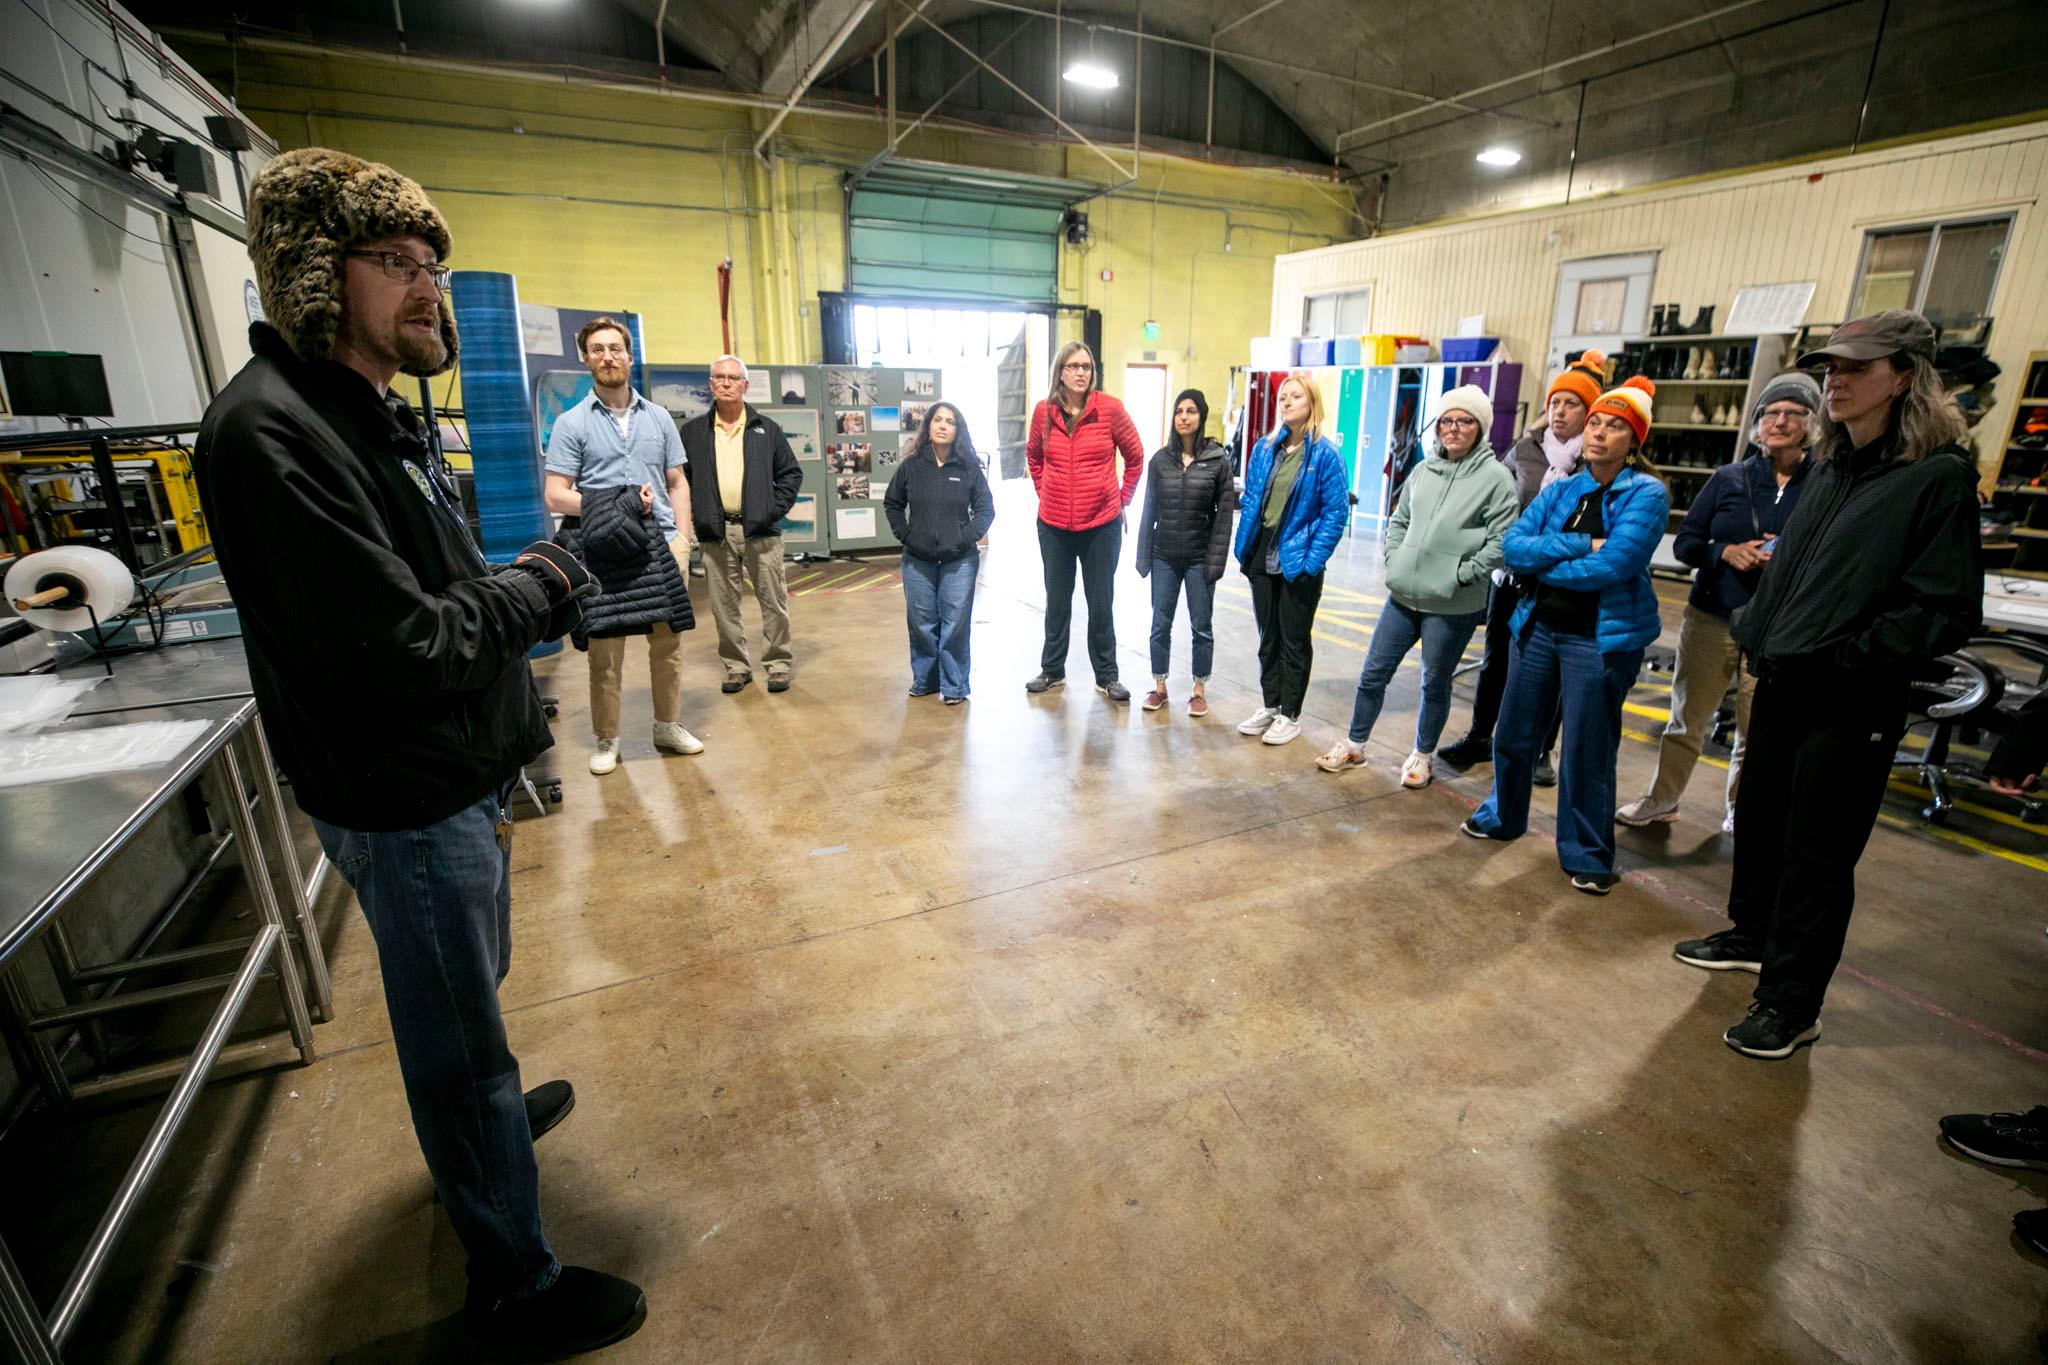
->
xmin=1814 ymin=351 xmax=1966 ymax=460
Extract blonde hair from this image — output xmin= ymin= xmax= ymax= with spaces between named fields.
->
xmin=1047 ymin=341 xmax=1096 ymax=409
xmin=1813 ymin=351 xmax=1965 ymax=460
xmin=1272 ymin=372 xmax=1325 ymax=445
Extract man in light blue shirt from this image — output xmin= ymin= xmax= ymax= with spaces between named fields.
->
xmin=542 ymin=317 xmax=700 ymax=774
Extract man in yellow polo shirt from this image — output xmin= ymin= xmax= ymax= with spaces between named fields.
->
xmin=678 ymin=355 xmax=804 ymax=692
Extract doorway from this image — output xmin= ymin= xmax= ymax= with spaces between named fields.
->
xmin=850 ymin=301 xmax=1049 ymax=480
xmin=1548 ymin=252 xmax=1657 ymax=374
xmin=1122 ymin=364 xmax=1169 ymax=458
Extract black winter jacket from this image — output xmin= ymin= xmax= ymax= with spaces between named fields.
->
xmin=883 ymin=449 xmax=995 ymax=562
xmin=1502 ymin=428 xmax=1558 ymax=510
xmin=1672 ymin=452 xmax=1811 ymax=619
xmin=678 ymin=405 xmax=803 ymax=542
xmin=1135 ymin=440 xmax=1236 ymax=581
xmin=1732 ymin=431 xmax=1981 ymax=678
xmin=195 ymin=323 xmax=554 ymax=832
xmin=556 ymin=485 xmax=694 ymax=645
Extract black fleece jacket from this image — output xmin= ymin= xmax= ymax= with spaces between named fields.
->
xmin=195 ymin=323 xmax=555 ymax=832
xmin=1732 ymin=430 xmax=1981 ymax=677
xmin=883 ymin=448 xmax=995 ymax=562
xmin=1134 ymin=439 xmax=1236 ymax=581
xmin=678 ymin=405 xmax=803 ymax=542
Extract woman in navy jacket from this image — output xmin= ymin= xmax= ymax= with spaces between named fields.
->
xmin=1232 ymin=372 xmax=1352 ymax=747
xmin=1618 ymin=372 xmax=1817 ymax=832
xmin=884 ymin=401 xmax=995 ymax=705
xmin=1461 ymin=376 xmax=1670 ymax=894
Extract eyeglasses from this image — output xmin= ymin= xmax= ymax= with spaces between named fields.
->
xmin=1062 ymin=362 xmax=1094 ymax=373
xmin=709 ymin=373 xmax=747 ymax=385
xmin=586 ymin=344 xmax=630 ymax=358
xmin=345 ymin=249 xmax=450 ymax=292
xmin=1759 ymin=406 xmax=1809 ymax=424
xmin=1437 ymin=414 xmax=1480 ymax=429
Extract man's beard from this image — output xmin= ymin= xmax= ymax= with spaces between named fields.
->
xmin=394 ymin=314 xmax=447 ymax=373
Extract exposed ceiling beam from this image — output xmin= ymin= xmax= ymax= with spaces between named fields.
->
xmin=1332 ymin=0 xmax=1776 ymax=151
xmin=753 ymin=0 xmax=886 ymax=159
xmin=758 ymin=0 xmax=878 ymax=97
xmin=1212 ymin=0 xmax=1293 ymax=42
xmin=613 ymin=0 xmax=766 ymax=88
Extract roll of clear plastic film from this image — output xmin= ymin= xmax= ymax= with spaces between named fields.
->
xmin=5 ymin=546 xmax=135 ymax=633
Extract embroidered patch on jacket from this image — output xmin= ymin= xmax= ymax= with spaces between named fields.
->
xmin=401 ymin=460 xmax=437 ymax=504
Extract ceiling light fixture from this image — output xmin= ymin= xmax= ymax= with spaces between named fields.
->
xmin=1476 ymin=146 xmax=1522 ymax=167
xmin=1063 ymin=61 xmax=1119 ymax=89
xmin=1063 ymin=25 xmax=1118 ymax=89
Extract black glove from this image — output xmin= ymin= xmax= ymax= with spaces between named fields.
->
xmin=512 ymin=540 xmax=596 ymax=642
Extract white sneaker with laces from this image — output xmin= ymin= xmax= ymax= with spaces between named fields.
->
xmin=1261 ymin=715 xmax=1301 ymax=746
xmin=1400 ymin=749 xmax=1433 ymax=789
xmin=1315 ymin=740 xmax=1366 ymax=773
xmin=653 ymin=722 xmax=704 ymax=755
xmin=1237 ymin=706 xmax=1280 ymax=736
xmin=1616 ymin=795 xmax=1680 ymax=827
xmin=589 ymin=737 xmax=621 ymax=775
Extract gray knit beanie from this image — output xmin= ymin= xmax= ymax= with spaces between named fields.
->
xmin=1750 ymin=371 xmax=1821 ymax=424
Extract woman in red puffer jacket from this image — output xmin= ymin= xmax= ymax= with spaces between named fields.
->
xmin=1024 ymin=341 xmax=1146 ymax=701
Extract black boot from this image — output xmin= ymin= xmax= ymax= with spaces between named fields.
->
xmin=1685 ymin=305 xmax=1716 ymax=335
xmin=1437 ymin=733 xmax=1492 ymax=770
xmin=467 ymin=1267 xmax=648 ymax=1358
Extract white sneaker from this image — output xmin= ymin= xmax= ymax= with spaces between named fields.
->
xmin=589 ymin=737 xmax=620 ymax=775
xmin=1237 ymin=706 xmax=1280 ymax=736
xmin=1617 ymin=795 xmax=1680 ymax=827
xmin=1400 ymin=749 xmax=1433 ymax=788
xmin=1261 ymin=715 xmax=1301 ymax=746
xmin=1315 ymin=741 xmax=1366 ymax=773
xmin=653 ymin=721 xmax=704 ymax=755
xmin=1721 ymin=809 xmax=1736 ymax=835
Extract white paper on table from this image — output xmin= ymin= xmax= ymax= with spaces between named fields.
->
xmin=0 ymin=718 xmax=209 ymax=787
xmin=0 ymin=675 xmax=105 ymax=733
xmin=834 ymin=507 xmax=877 ymax=539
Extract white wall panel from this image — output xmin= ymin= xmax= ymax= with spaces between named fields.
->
xmin=1273 ymin=122 xmax=2048 ymax=480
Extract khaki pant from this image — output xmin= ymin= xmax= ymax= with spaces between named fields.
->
xmin=703 ymin=523 xmax=792 ymax=678
xmin=587 ymin=536 xmax=687 ymax=739
xmin=1647 ymin=603 xmax=1755 ymax=814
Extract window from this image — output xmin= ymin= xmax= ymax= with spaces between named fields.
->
xmin=1573 ymin=278 xmax=1627 ymax=335
xmin=1849 ymin=215 xmax=2011 ymax=328
xmin=1303 ymin=287 xmax=1371 ymax=338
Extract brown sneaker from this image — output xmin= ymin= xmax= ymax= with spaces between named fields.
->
xmin=1142 ymin=688 xmax=1168 ymax=712
xmin=1186 ymin=693 xmax=1209 ymax=718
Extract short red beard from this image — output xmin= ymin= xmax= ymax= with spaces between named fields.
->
xmin=394 ymin=312 xmax=446 ymax=373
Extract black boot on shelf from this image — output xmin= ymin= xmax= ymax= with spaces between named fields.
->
xmin=1685 ymin=305 xmax=1716 ymax=335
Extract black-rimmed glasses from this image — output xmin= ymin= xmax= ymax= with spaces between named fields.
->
xmin=345 ymin=249 xmax=451 ymax=292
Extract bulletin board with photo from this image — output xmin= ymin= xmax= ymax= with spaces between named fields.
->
xmin=673 ymin=363 xmax=938 ymax=554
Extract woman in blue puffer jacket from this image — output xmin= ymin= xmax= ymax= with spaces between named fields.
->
xmin=1232 ymin=372 xmax=1353 ymax=747
xmin=1461 ymin=376 xmax=1669 ymax=895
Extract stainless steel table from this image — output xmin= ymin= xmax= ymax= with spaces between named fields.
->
xmin=0 ymin=699 xmax=317 ymax=1362
xmin=47 ymin=637 xmax=334 ymax=1021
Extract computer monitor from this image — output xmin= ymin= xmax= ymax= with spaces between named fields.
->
xmin=0 ymin=351 xmax=114 ymax=418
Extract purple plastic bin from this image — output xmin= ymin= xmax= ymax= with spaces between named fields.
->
xmin=1440 ymin=338 xmax=1499 ymax=364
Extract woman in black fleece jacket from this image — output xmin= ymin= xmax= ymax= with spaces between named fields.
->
xmin=1673 ymin=312 xmax=1981 ymax=1061
xmin=1134 ymin=389 xmax=1236 ymax=717
xmin=884 ymin=401 xmax=995 ymax=704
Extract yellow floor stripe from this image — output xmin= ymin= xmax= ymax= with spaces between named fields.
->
xmin=786 ymin=570 xmax=823 ymax=588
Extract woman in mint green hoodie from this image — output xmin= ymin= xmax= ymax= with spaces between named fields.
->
xmin=1317 ymin=385 xmax=1517 ymax=787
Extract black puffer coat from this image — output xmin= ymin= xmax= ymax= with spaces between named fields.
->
xmin=556 ymin=485 xmax=695 ymax=647
xmin=1135 ymin=439 xmax=1236 ymax=582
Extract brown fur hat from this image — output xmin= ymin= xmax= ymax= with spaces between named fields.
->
xmin=246 ymin=147 xmax=458 ymax=377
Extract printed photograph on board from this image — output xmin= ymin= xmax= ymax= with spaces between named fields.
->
xmin=766 ymin=407 xmax=820 ymax=460
xmin=835 ymin=410 xmax=868 ymax=435
xmin=826 ymin=368 xmax=878 ymax=406
xmin=835 ymin=474 xmax=871 ymax=501
xmin=778 ymin=370 xmax=807 ymax=403
xmin=826 ymin=442 xmax=871 ymax=474
xmin=871 ymin=406 xmax=900 ymax=432
xmin=900 ymin=401 xmax=929 ymax=436
xmin=903 ymin=371 xmax=936 ymax=397
xmin=779 ymin=493 xmax=819 ymax=544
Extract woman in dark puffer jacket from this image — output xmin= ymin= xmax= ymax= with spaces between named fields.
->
xmin=1135 ymin=389 xmax=1236 ymax=717
xmin=884 ymin=401 xmax=995 ymax=705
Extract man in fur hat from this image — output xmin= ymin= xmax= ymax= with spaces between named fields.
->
xmin=195 ymin=148 xmax=645 ymax=1356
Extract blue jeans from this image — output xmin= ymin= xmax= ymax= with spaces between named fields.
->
xmin=903 ymin=551 xmax=979 ymax=698
xmin=312 ymin=790 xmax=558 ymax=1297
xmin=1469 ymin=619 xmax=1645 ymax=876
xmin=1148 ymin=560 xmax=1216 ymax=680
xmin=1346 ymin=599 xmax=1483 ymax=751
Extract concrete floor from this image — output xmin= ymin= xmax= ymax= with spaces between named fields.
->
xmin=10 ymin=480 xmax=2048 ymax=1362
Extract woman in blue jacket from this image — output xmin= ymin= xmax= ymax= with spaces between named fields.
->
xmin=1233 ymin=372 xmax=1353 ymax=747
xmin=1461 ymin=376 xmax=1670 ymax=894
